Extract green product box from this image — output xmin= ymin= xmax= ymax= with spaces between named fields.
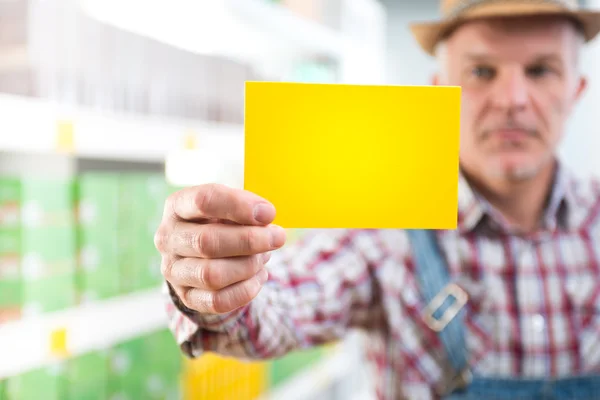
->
xmin=0 ymin=178 xmax=20 ymax=228
xmin=107 ymin=337 xmax=149 ymax=400
xmin=107 ymin=331 xmax=183 ymax=400
xmin=133 ymin=248 xmax=162 ymax=291
xmin=19 ymin=178 xmax=75 ymax=229
xmin=0 ymin=228 xmax=21 ymax=322
xmin=66 ymin=351 xmax=109 ymax=400
xmin=119 ymin=173 xmax=167 ymax=221
xmin=135 ymin=227 xmax=162 ymax=290
xmin=118 ymin=174 xmax=168 ymax=294
xmin=23 ymin=272 xmax=76 ymax=315
xmin=0 ymin=278 xmax=21 ymax=322
xmin=75 ymin=174 xmax=121 ymax=302
xmin=75 ymin=228 xmax=120 ymax=303
xmin=0 ymin=177 xmax=77 ymax=319
xmin=77 ymin=234 xmax=119 ymax=272
xmin=0 ymin=379 xmax=6 ymax=400
xmin=269 ymin=346 xmax=325 ymax=388
xmin=141 ymin=370 xmax=181 ymax=400
xmin=75 ymin=174 xmax=120 ymax=270
xmin=143 ymin=329 xmax=183 ymax=375
xmin=0 ymin=227 xmax=77 ymax=317
xmin=140 ymin=330 xmax=183 ymax=400
xmin=75 ymin=174 xmax=120 ymax=230
xmin=75 ymin=264 xmax=121 ymax=303
xmin=117 ymin=175 xmax=143 ymax=294
xmin=0 ymin=226 xmax=77 ymax=280
xmin=21 ymin=227 xmax=77 ymax=278
xmin=0 ymin=225 xmax=77 ymax=318
xmin=6 ymin=363 xmax=67 ymax=400
xmin=0 ymin=228 xmax=19 ymax=275
xmin=0 ymin=176 xmax=75 ymax=229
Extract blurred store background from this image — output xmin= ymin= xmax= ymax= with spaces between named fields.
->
xmin=0 ymin=0 xmax=598 ymax=399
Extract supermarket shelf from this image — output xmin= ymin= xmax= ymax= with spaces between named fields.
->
xmin=0 ymin=93 xmax=243 ymax=163
xmin=0 ymin=288 xmax=167 ymax=379
xmin=79 ymin=0 xmax=349 ymax=79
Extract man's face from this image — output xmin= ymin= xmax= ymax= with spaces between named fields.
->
xmin=435 ymin=16 xmax=587 ymax=182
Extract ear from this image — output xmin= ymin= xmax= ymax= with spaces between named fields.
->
xmin=574 ymin=75 xmax=588 ymax=102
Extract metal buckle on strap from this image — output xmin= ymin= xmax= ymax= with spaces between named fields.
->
xmin=422 ymin=283 xmax=468 ymax=332
xmin=438 ymin=368 xmax=473 ymax=396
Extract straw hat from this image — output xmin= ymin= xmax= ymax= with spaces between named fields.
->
xmin=409 ymin=0 xmax=600 ymax=55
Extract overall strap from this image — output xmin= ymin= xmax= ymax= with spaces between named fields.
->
xmin=405 ymin=229 xmax=471 ymax=394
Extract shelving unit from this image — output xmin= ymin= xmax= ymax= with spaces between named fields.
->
xmin=0 ymin=288 xmax=166 ymax=379
xmin=0 ymin=0 xmax=385 ymax=398
xmin=79 ymin=0 xmax=351 ymax=81
xmin=0 ymin=93 xmax=243 ymax=163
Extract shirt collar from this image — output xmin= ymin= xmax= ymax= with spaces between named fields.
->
xmin=456 ymin=161 xmax=577 ymax=234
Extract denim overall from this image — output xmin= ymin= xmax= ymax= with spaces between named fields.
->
xmin=406 ymin=230 xmax=600 ymax=400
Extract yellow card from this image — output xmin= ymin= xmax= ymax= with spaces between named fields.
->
xmin=243 ymin=82 xmax=461 ymax=229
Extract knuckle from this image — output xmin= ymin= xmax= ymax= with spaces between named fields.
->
xmin=160 ymin=256 xmax=174 ymax=279
xmin=153 ymin=226 xmax=169 ymax=253
xmin=210 ymin=291 xmax=228 ymax=314
xmin=240 ymin=279 xmax=261 ymax=303
xmin=199 ymin=261 xmax=223 ymax=290
xmin=194 ymin=227 xmax=219 ymax=257
xmin=244 ymin=228 xmax=260 ymax=253
xmin=180 ymin=289 xmax=196 ymax=310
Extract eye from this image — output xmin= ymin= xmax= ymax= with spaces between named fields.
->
xmin=471 ymin=65 xmax=495 ymax=80
xmin=526 ymin=64 xmax=553 ymax=78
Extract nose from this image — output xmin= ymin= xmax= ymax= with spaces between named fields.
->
xmin=490 ymin=68 xmax=529 ymax=112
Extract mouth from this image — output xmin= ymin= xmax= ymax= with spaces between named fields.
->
xmin=484 ymin=128 xmax=535 ymax=142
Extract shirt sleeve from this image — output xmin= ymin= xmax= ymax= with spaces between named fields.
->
xmin=163 ymin=228 xmax=386 ymax=360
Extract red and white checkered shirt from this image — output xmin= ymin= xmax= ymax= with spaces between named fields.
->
xmin=164 ymin=163 xmax=600 ymax=399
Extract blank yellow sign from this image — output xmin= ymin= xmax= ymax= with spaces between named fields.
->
xmin=243 ymin=82 xmax=461 ymax=229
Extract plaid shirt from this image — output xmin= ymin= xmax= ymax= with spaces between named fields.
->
xmin=164 ymin=163 xmax=600 ymax=400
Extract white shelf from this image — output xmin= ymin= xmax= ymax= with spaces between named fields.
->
xmin=0 ymin=288 xmax=167 ymax=379
xmin=79 ymin=0 xmax=349 ymax=80
xmin=0 ymin=93 xmax=243 ymax=163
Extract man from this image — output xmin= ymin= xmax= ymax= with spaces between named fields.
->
xmin=154 ymin=0 xmax=600 ymax=398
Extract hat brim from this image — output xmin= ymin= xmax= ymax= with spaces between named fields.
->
xmin=409 ymin=4 xmax=600 ymax=56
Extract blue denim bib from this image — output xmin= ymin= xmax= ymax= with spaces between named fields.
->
xmin=406 ymin=230 xmax=600 ymax=400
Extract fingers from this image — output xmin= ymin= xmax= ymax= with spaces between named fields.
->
xmin=163 ymin=253 xmax=271 ymax=290
xmin=172 ymin=267 xmax=269 ymax=314
xmin=157 ymin=183 xmax=282 ymax=315
xmin=156 ymin=220 xmax=286 ymax=258
xmin=165 ymin=183 xmax=276 ymax=225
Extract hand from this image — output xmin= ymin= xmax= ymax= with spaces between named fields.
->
xmin=155 ymin=183 xmax=286 ymax=315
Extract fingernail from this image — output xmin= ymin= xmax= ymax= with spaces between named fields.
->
xmin=262 ymin=252 xmax=271 ymax=263
xmin=269 ymin=225 xmax=286 ymax=248
xmin=256 ymin=268 xmax=269 ymax=284
xmin=253 ymin=203 xmax=275 ymax=224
